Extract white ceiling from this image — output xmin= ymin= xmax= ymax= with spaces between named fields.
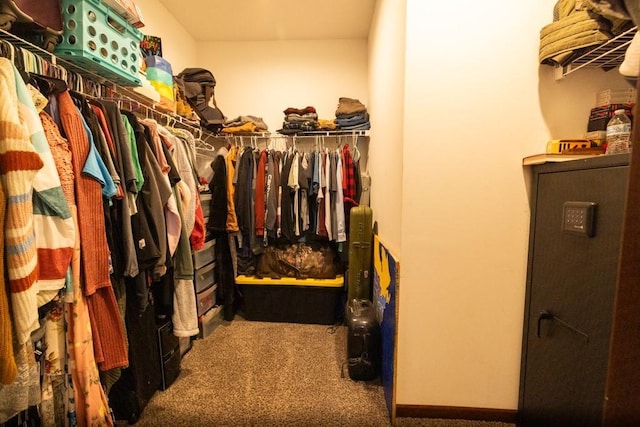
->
xmin=158 ymin=0 xmax=376 ymax=41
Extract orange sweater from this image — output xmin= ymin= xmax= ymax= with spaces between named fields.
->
xmin=57 ymin=92 xmax=128 ymax=371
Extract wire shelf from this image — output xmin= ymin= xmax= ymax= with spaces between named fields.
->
xmin=556 ymin=26 xmax=637 ymax=79
xmin=0 ymin=29 xmax=370 ymax=144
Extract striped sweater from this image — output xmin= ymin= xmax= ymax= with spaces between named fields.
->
xmin=0 ymin=177 xmax=17 ymax=385
xmin=0 ymin=58 xmax=43 ymax=345
xmin=16 ymin=75 xmax=75 ymax=297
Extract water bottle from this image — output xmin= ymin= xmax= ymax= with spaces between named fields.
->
xmin=605 ymin=109 xmax=632 ymax=155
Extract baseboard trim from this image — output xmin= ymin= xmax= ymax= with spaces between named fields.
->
xmin=395 ymin=405 xmax=517 ymax=423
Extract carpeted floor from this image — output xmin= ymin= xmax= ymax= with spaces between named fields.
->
xmin=134 ymin=317 xmax=514 ymax=427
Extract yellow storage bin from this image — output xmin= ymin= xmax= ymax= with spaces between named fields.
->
xmin=236 ymin=275 xmax=344 ymax=325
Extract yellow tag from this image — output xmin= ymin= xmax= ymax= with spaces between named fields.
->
xmin=27 ymin=84 xmax=48 ymax=113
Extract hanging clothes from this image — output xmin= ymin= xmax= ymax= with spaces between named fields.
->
xmin=254 ymin=150 xmax=267 ymax=239
xmin=288 ymin=151 xmax=300 ymax=237
xmin=280 ymin=151 xmax=295 ymax=242
xmin=265 ymin=150 xmax=277 ymax=236
xmin=58 ymin=91 xmax=128 ymax=372
xmin=325 ymin=149 xmax=334 ymax=241
xmin=0 ymin=59 xmax=46 ymax=422
xmin=0 ymin=58 xmax=43 ymax=347
xmin=231 ymin=137 xmax=362 ymax=247
xmin=0 ymin=180 xmax=15 ymax=386
xmin=26 ymin=92 xmax=75 ymax=309
xmin=95 ymin=100 xmax=139 ymax=279
xmin=226 ymin=144 xmax=240 ymax=232
xmin=342 ymin=144 xmax=358 ymax=229
xmin=171 ymin=190 xmax=199 ymax=337
xmin=147 ymin=125 xmax=182 ymax=255
xmin=42 ymin=95 xmax=113 ymax=427
xmin=167 ymin=128 xmax=204 ymax=251
xmin=335 ymin=150 xmax=346 ymax=243
xmin=156 ymin=123 xmax=197 ymax=240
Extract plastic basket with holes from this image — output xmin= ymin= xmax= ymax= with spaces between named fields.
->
xmin=55 ymin=0 xmax=143 ymax=86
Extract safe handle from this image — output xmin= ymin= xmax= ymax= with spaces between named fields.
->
xmin=536 ymin=310 xmax=589 ymax=342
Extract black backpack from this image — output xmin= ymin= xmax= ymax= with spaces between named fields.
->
xmin=176 ymin=68 xmax=225 ymax=133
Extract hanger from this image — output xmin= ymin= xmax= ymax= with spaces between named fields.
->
xmin=195 ymin=132 xmax=215 ymax=153
xmin=353 ymin=134 xmax=361 ymax=161
xmin=164 ymin=114 xmax=175 ymax=128
xmin=100 ymin=96 xmax=140 ymax=112
xmin=29 ymin=73 xmax=68 ymax=96
xmin=0 ymin=39 xmax=15 ymax=63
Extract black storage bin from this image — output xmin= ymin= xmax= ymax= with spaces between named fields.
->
xmin=156 ymin=320 xmax=180 ymax=391
xmin=236 ymin=275 xmax=344 ymax=325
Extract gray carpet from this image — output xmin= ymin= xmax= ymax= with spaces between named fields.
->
xmin=135 ymin=318 xmax=514 ymax=427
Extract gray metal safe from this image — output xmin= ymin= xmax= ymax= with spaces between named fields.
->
xmin=518 ymin=154 xmax=631 ymax=426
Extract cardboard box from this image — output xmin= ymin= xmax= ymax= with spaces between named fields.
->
xmin=102 ymin=0 xmax=145 ymax=28
xmin=588 ymin=103 xmax=633 ymax=132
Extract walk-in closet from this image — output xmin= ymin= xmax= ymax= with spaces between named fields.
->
xmin=2 ymin=1 xmax=640 ymax=426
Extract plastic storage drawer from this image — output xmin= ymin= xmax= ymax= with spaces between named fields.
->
xmin=236 ymin=275 xmax=344 ymax=325
xmin=56 ymin=0 xmax=143 ymax=86
xmin=193 ymin=239 xmax=215 ymax=269
xmin=198 ymin=305 xmax=223 ymax=339
xmin=194 ymin=261 xmax=215 ymax=293
xmin=200 ymin=193 xmax=211 ymax=217
xmin=196 ymin=284 xmax=217 ymax=317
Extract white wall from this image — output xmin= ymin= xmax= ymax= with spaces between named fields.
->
xmin=397 ymin=0 xmax=559 ymax=410
xmin=539 ymin=66 xmax=631 ymax=141
xmin=367 ymin=0 xmax=406 ymax=257
xmin=134 ymin=0 xmax=197 ymax=72
xmin=196 ymin=40 xmax=368 ymax=132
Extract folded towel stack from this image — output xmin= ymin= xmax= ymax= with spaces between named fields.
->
xmin=335 ymin=97 xmax=371 ymax=131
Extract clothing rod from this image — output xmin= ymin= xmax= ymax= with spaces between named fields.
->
xmin=216 ymin=132 xmax=368 ymax=139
